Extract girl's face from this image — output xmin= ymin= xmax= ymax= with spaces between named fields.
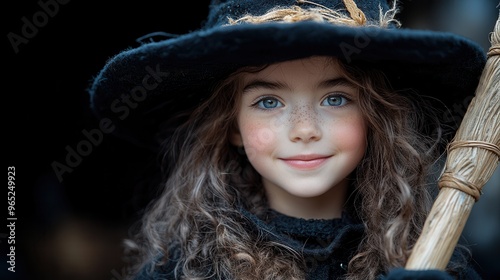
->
xmin=231 ymin=56 xmax=367 ymax=219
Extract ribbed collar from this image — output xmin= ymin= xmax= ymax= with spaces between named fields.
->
xmin=239 ymin=207 xmax=364 ymax=259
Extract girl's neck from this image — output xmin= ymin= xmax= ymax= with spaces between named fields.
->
xmin=264 ymin=179 xmax=349 ymax=220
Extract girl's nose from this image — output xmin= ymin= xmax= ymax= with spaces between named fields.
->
xmin=288 ymin=105 xmax=322 ymax=143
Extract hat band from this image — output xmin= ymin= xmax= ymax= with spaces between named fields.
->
xmin=227 ymin=0 xmax=399 ymax=28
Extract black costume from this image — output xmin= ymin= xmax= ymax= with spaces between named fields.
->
xmin=135 ymin=207 xmax=482 ymax=280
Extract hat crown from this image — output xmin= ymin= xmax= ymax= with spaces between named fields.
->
xmin=205 ymin=0 xmax=392 ymax=28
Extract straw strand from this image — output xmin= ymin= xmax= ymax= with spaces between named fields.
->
xmin=342 ymin=0 xmax=367 ymax=25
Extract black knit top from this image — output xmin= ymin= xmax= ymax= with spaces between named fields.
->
xmin=241 ymin=207 xmax=364 ymax=279
xmin=134 ymin=207 xmax=482 ymax=280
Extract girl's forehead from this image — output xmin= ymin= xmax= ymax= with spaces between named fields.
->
xmin=241 ymin=56 xmax=345 ymax=83
xmin=244 ymin=56 xmax=344 ymax=79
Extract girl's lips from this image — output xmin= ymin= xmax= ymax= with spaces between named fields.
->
xmin=280 ymin=155 xmax=331 ymax=170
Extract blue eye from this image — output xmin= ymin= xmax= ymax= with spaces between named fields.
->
xmin=322 ymin=95 xmax=348 ymax=106
xmin=255 ymin=97 xmax=283 ymax=109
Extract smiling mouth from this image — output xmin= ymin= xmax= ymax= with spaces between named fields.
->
xmin=280 ymin=155 xmax=331 ymax=170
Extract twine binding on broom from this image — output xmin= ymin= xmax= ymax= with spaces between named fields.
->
xmin=488 ymin=45 xmax=500 ymax=57
xmin=439 ymin=173 xmax=482 ymax=201
xmin=448 ymin=140 xmax=500 ymax=158
xmin=437 ymin=137 xmax=500 ymax=201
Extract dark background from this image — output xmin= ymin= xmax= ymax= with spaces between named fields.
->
xmin=4 ymin=1 xmax=499 ymax=280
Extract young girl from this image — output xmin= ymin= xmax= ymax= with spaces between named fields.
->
xmin=88 ymin=0 xmax=487 ymax=279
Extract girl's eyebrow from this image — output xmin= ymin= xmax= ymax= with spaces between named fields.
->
xmin=319 ymin=77 xmax=356 ymax=89
xmin=242 ymin=80 xmax=285 ymax=93
xmin=242 ymin=77 xmax=356 ymax=93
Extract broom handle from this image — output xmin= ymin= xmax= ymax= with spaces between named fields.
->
xmin=405 ymin=11 xmax=500 ymax=270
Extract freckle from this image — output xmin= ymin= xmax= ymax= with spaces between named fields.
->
xmin=289 ymin=104 xmax=320 ymax=124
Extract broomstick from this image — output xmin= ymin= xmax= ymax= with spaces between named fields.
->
xmin=405 ymin=11 xmax=500 ymax=270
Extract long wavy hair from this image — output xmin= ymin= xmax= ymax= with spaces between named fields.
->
xmin=123 ymin=56 xmax=458 ymax=279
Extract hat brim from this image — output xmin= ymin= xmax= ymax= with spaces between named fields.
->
xmin=89 ymin=21 xmax=486 ymax=151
